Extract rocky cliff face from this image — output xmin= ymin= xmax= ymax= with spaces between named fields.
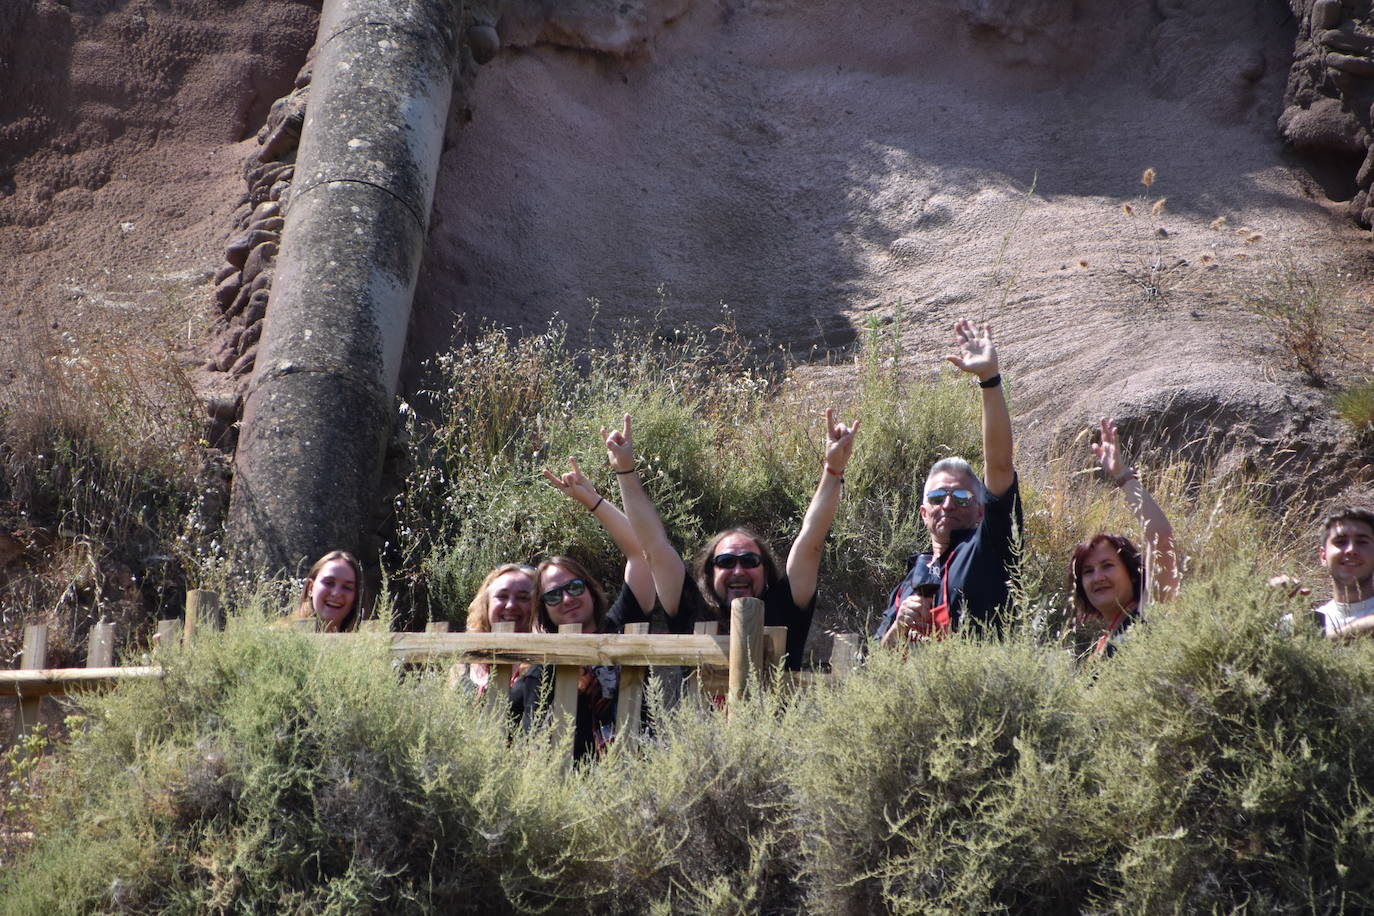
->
xmin=1 ymin=0 xmax=1371 ymax=500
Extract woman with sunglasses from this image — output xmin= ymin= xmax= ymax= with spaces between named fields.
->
xmin=503 ymin=458 xmax=665 ymax=758
xmin=1069 ymin=417 xmax=1179 ymax=656
xmin=603 ymin=408 xmax=859 ymax=670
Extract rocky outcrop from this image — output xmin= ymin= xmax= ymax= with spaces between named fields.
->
xmin=1281 ymin=0 xmax=1374 ymax=226
xmin=205 ymin=60 xmax=312 ymax=397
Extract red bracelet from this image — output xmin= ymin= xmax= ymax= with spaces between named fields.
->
xmin=824 ymin=464 xmax=844 ymax=479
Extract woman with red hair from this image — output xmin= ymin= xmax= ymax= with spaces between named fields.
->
xmin=1070 ymin=418 xmax=1179 ymax=656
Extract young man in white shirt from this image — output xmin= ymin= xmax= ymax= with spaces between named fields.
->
xmin=1311 ymin=508 xmax=1374 ymax=639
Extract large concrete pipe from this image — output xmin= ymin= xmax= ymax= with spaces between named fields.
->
xmin=227 ymin=0 xmax=462 ymax=574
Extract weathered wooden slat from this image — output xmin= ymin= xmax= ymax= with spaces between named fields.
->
xmin=551 ymin=624 xmax=582 ymax=755
xmin=763 ymin=625 xmax=787 ymax=681
xmin=729 ymin=597 xmax=765 ymax=706
xmin=86 ymin=619 xmax=115 ymax=668
xmin=18 ymin=624 xmax=48 ymax=735
xmin=615 ymin=623 xmax=650 ymax=739
xmin=0 ymin=666 xmax=163 ymax=698
xmin=488 ymin=621 xmax=516 ymax=706
xmin=182 ymin=590 xmax=222 ymax=646
xmin=830 ymin=633 xmax=860 ymax=676
xmin=383 ymin=632 xmax=732 ymax=668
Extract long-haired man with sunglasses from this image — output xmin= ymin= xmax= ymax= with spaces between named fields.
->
xmin=876 ymin=319 xmax=1021 ymax=645
xmin=604 ymin=408 xmax=859 ymax=669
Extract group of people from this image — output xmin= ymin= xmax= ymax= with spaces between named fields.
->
xmin=287 ymin=319 xmax=1374 ymax=756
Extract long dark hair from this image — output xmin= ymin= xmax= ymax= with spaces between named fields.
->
xmin=1069 ymin=533 xmax=1142 ymax=622
xmin=534 ymin=555 xmax=609 ymax=633
xmin=692 ymin=526 xmax=782 ymax=618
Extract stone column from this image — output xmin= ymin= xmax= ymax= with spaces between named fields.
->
xmin=227 ymin=0 xmax=461 ymax=574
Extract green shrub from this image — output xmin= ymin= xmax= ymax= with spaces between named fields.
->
xmin=788 ymin=641 xmax=1100 ymax=914
xmin=1089 ymin=567 xmax=1374 ymax=912
xmin=388 ymin=315 xmax=981 ymax=635
xmin=0 ymin=321 xmax=220 ymax=666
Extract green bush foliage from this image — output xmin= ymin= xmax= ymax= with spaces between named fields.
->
xmin=388 ymin=316 xmax=981 ymax=633
xmin=8 ymin=580 xmax=1374 ymax=913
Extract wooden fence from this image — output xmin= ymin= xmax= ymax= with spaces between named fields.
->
xmin=3 ymin=591 xmax=862 ymax=748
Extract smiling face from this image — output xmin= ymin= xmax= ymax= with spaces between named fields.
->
xmin=1321 ymin=519 xmax=1374 ymax=601
xmin=541 ymin=563 xmax=595 ymax=632
xmin=919 ymin=469 xmax=985 ymax=549
xmin=309 ymin=559 xmax=358 ymax=631
xmin=710 ymin=532 xmax=768 ymax=605
xmin=1077 ymin=540 xmax=1136 ymax=617
xmin=486 ymin=569 xmax=534 ymax=631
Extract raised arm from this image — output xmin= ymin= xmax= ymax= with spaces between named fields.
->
xmin=786 ymin=408 xmax=859 ymax=608
xmin=1093 ymin=417 xmax=1179 ymax=605
xmin=946 ymin=319 xmax=1014 ymax=498
xmin=541 ymin=457 xmax=654 ymax=611
xmin=602 ymin=414 xmax=688 ymax=617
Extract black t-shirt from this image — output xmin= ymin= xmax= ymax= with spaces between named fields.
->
xmin=877 ymin=473 xmax=1021 ymax=637
xmin=678 ymin=574 xmax=815 ymax=670
xmin=509 ymin=580 xmax=690 ymax=759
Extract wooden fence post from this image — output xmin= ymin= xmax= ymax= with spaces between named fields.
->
xmin=763 ymin=626 xmax=787 ymax=685
xmin=18 ymin=623 xmax=48 ymax=739
xmin=615 ymin=622 xmax=649 ymax=740
xmin=182 ymin=590 xmax=222 ymax=646
xmin=728 ymin=597 xmax=764 ymax=708
xmin=551 ymin=623 xmax=582 ymax=755
xmin=425 ymin=621 xmax=450 ymax=633
xmin=489 ymin=621 xmax=515 ymax=705
xmin=86 ymin=618 xmax=115 ymax=668
xmin=830 ymin=634 xmax=860 ymax=677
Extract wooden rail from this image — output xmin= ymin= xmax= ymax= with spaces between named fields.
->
xmin=4 ymin=593 xmax=862 ymax=749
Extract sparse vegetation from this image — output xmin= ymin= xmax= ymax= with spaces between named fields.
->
xmin=1336 ymin=378 xmax=1374 ymax=445
xmin=1237 ymin=254 xmax=1349 ymax=385
xmin=0 ymin=319 xmax=227 ymax=668
xmin=0 ymin=284 xmax=1369 ymax=912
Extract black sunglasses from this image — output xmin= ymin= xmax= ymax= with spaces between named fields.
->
xmin=925 ymin=487 xmax=975 ymax=507
xmin=712 ymin=552 xmax=762 ymax=570
xmin=541 ymin=578 xmax=588 ymax=606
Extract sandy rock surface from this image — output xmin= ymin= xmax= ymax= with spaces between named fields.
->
xmin=0 ymin=0 xmax=1371 ymax=498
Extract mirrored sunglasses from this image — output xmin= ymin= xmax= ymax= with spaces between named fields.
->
xmin=925 ymin=487 xmax=975 ymax=507
xmin=541 ymin=578 xmax=588 ymax=606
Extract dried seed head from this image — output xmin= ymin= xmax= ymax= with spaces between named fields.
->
xmin=1077 ymin=259 xmax=1089 ymax=269
xmin=1122 ymin=203 xmax=1135 ymax=216
xmin=1141 ymin=168 xmax=1156 ymax=187
xmin=1151 ymin=198 xmax=1166 ymax=216
xmin=1209 ymin=216 xmax=1227 ymax=230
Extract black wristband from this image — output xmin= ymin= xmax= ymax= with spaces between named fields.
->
xmin=614 ymin=465 xmax=638 ymax=475
xmin=978 ymin=373 xmax=1002 ymax=389
xmin=589 ymin=496 xmax=604 ymax=512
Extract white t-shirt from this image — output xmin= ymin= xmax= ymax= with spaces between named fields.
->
xmin=1316 ymin=594 xmax=1374 ymax=637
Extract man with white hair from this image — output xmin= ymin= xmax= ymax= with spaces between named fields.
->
xmin=876 ymin=319 xmax=1021 ymax=644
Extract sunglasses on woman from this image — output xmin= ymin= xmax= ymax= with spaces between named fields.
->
xmin=541 ymin=578 xmax=588 ymax=606
xmin=712 ymin=552 xmax=762 ymax=570
xmin=925 ymin=487 xmax=975 ymax=507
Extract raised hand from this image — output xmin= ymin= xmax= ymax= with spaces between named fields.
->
xmin=823 ymin=407 xmax=860 ymax=476
xmin=601 ymin=413 xmax=635 ymax=473
xmin=945 ymin=318 xmax=999 ymax=382
xmin=541 ymin=457 xmax=601 ymax=510
xmin=1091 ymin=417 xmax=1131 ymax=485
